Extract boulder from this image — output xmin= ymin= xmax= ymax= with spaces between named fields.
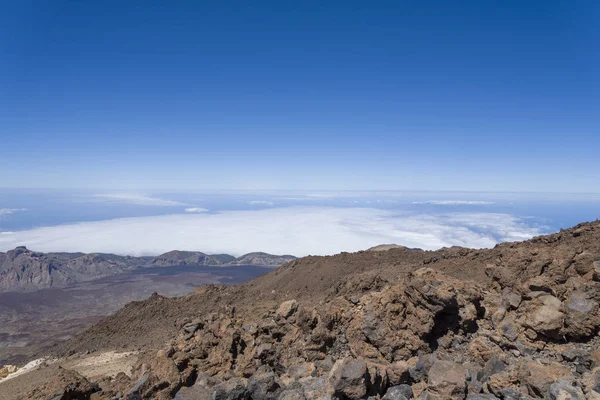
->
xmin=503 ymin=291 xmax=522 ymax=310
xmin=548 ymin=379 xmax=585 ymax=400
xmin=466 ymin=394 xmax=499 ymax=399
xmin=298 ymin=377 xmax=334 ymax=399
xmin=332 ymin=359 xmax=368 ymax=399
xmin=593 ymin=260 xmax=600 ymax=281
xmin=175 ymin=372 xmax=220 ymax=399
xmin=426 ymin=360 xmax=468 ymax=398
xmin=382 ymin=384 xmax=412 ymax=400
xmin=25 ymin=368 xmax=99 ymax=400
xmin=520 ymin=362 xmax=572 ymax=398
xmin=174 ymin=383 xmax=211 ymax=400
xmin=247 ymin=366 xmax=284 ymax=400
xmin=211 ymin=377 xmax=250 ymax=400
xmin=126 ymin=373 xmax=149 ymax=400
xmin=386 ymin=361 xmax=410 ymax=386
xmin=522 ymin=295 xmax=564 ymax=339
xmin=482 ymin=356 xmax=506 ymax=382
xmin=498 ymin=318 xmax=519 ymax=342
xmin=277 ymin=388 xmax=306 ymax=400
xmin=277 ymin=300 xmax=299 ymax=319
xmin=562 ymin=290 xmax=599 ymax=339
xmin=409 ymin=354 xmax=437 ymax=382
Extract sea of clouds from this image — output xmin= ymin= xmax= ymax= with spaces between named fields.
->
xmin=0 ymin=206 xmax=543 ymax=256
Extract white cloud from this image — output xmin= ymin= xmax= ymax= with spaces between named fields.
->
xmin=92 ymin=193 xmax=186 ymax=207
xmin=413 ymin=200 xmax=495 ymax=205
xmin=248 ymin=201 xmax=275 ymax=206
xmin=0 ymin=207 xmax=543 ymax=256
xmin=0 ymin=208 xmax=26 ymax=216
xmin=184 ymin=207 xmax=209 ymax=213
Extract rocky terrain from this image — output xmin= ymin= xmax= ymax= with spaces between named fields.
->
xmin=0 ymin=248 xmax=296 ymax=291
xmin=2 ymin=220 xmax=600 ymax=399
xmin=0 ymin=265 xmax=274 ymax=367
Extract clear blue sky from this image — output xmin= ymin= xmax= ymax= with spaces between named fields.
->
xmin=1 ymin=1 xmax=598 ymax=192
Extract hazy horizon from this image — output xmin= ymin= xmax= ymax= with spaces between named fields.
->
xmin=1 ymin=189 xmax=598 ymax=257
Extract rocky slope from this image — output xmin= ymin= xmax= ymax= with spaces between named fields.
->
xmin=10 ymin=221 xmax=600 ymax=399
xmin=0 ymin=248 xmax=296 ymax=292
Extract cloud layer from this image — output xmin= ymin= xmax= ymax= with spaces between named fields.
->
xmin=184 ymin=207 xmax=209 ymax=213
xmin=93 ymin=193 xmax=186 ymax=206
xmin=0 ymin=208 xmax=26 ymax=216
xmin=0 ymin=207 xmax=543 ymax=256
xmin=413 ymin=200 xmax=495 ymax=205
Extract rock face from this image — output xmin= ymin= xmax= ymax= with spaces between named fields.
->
xmin=27 ymin=221 xmax=600 ymax=400
xmin=0 ymin=246 xmax=148 ymax=291
xmin=0 ymin=247 xmax=296 ymax=291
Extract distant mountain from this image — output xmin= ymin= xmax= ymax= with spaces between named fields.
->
xmin=148 ymin=250 xmax=296 ymax=267
xmin=0 ymin=247 xmax=296 ymax=291
xmin=230 ymin=252 xmax=297 ymax=266
xmin=366 ymin=244 xmax=423 ymax=252
xmin=147 ymin=250 xmax=236 ymax=267
xmin=0 ymin=247 xmax=148 ymax=291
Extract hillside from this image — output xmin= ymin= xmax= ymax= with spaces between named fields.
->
xmin=0 ymin=248 xmax=296 ymax=292
xmin=4 ymin=220 xmax=600 ymax=399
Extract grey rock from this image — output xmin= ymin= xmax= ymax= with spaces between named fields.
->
xmin=211 ymin=377 xmax=250 ymax=400
xmin=382 ymin=384 xmax=412 ymax=400
xmin=497 ymin=388 xmax=524 ymax=400
xmin=177 ymin=372 xmax=221 ymax=399
xmin=248 ymin=366 xmax=284 ymax=400
xmin=549 ymin=379 xmax=585 ymax=400
xmin=427 ymin=360 xmax=467 ymax=398
xmin=175 ymin=383 xmax=211 ymax=400
xmin=503 ymin=291 xmax=522 ymax=310
xmin=183 ymin=322 xmax=201 ymax=334
xmin=482 ymin=357 xmax=506 ymax=382
xmin=332 ymin=359 xmax=368 ymax=399
xmin=276 ymin=389 xmax=306 ymax=400
xmin=499 ymin=318 xmax=519 ymax=342
xmin=125 ymin=373 xmax=149 ymax=400
xmin=466 ymin=394 xmax=499 ymax=399
xmin=298 ymin=377 xmax=333 ymax=399
xmin=409 ymin=354 xmax=437 ymax=382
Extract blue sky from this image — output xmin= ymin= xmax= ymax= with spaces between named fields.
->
xmin=1 ymin=0 xmax=599 ymax=192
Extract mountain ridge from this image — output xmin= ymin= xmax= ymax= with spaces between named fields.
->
xmin=0 ymin=247 xmax=296 ymax=292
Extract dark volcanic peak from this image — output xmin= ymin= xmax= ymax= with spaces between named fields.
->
xmin=45 ymin=220 xmax=600 ymax=400
xmin=0 ymin=247 xmax=296 ymax=292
